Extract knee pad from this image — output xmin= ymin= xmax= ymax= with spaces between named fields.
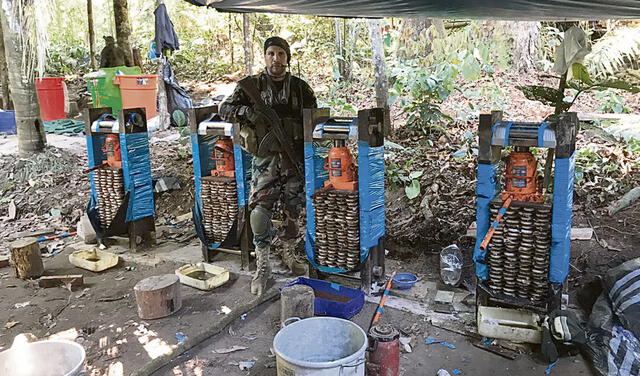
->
xmin=250 ymin=205 xmax=272 ymax=236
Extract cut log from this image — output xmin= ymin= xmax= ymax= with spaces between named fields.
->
xmin=608 ymin=187 xmax=640 ymax=216
xmin=134 ymin=274 xmax=182 ymax=319
xmin=10 ymin=237 xmax=44 ymax=279
xmin=38 ymin=275 xmax=84 ymax=289
xmin=280 ymin=284 xmax=314 ymax=324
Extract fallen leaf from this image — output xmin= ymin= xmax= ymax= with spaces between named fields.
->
xmin=4 ymin=321 xmax=18 ymax=329
xmin=14 ymin=301 xmax=30 ymax=309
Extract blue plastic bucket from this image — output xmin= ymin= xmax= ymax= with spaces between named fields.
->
xmin=0 ymin=110 xmax=16 ymax=135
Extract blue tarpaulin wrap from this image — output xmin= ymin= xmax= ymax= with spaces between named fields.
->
xmin=86 ymin=134 xmax=105 ymax=200
xmin=190 ymin=133 xmax=251 ymax=250
xmin=120 ymin=132 xmax=155 ymax=221
xmin=357 ymin=142 xmax=385 ymax=254
xmin=305 ymin=141 xmax=385 ymax=273
xmin=550 ymin=154 xmax=574 ymax=283
xmin=474 ymin=163 xmax=498 ymax=280
xmin=234 ymin=144 xmax=252 ymax=208
xmin=304 ymin=142 xmax=341 ymax=272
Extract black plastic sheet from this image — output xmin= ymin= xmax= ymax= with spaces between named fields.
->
xmin=183 ymin=0 xmax=640 ymax=20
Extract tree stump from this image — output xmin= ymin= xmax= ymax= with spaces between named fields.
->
xmin=9 ymin=237 xmax=44 ymax=279
xmin=134 ymin=274 xmax=182 ymax=319
xmin=280 ymin=284 xmax=314 ymax=324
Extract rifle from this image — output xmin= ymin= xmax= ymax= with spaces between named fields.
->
xmin=237 ymin=77 xmax=304 ymax=179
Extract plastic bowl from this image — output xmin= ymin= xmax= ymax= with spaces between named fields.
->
xmin=392 ymin=273 xmax=418 ymax=290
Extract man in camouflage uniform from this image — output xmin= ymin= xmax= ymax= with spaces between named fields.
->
xmin=220 ymin=37 xmax=317 ymax=295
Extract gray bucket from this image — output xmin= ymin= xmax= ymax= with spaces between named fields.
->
xmin=0 ymin=340 xmax=86 ymax=376
xmin=273 ymin=317 xmax=367 ymax=376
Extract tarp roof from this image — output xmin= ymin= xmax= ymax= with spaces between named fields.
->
xmin=184 ymin=0 xmax=640 ymax=20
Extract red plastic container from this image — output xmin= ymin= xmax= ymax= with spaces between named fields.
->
xmin=35 ymin=77 xmax=67 ymax=121
xmin=113 ymin=75 xmax=158 ymax=120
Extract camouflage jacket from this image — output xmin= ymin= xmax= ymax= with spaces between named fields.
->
xmin=219 ymin=70 xmax=317 ymax=125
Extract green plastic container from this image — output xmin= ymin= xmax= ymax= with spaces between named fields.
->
xmin=86 ymin=66 xmax=141 ymax=113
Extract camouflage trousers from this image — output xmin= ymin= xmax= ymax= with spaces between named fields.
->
xmin=250 ymin=152 xmax=304 ymax=247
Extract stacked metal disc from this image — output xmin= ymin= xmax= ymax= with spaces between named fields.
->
xmin=201 ymin=177 xmax=238 ymax=243
xmin=530 ymin=206 xmax=552 ymax=304
xmin=94 ymin=168 xmax=124 ymax=228
xmin=313 ymin=189 xmax=360 ymax=269
xmin=488 ymin=202 xmax=552 ymax=305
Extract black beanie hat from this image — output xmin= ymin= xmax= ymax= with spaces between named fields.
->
xmin=264 ymin=37 xmax=291 ymax=63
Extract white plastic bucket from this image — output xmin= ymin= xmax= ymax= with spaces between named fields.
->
xmin=0 ymin=340 xmax=86 ymax=376
xmin=273 ymin=317 xmax=367 ymax=376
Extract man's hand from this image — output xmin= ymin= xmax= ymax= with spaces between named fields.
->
xmin=246 ymin=104 xmax=270 ymax=124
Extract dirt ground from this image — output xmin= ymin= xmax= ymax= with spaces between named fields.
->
xmin=0 ymin=241 xmax=594 ymax=376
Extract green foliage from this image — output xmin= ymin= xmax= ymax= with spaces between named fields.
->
xmin=389 ymin=62 xmax=454 ymax=135
xmin=386 ymin=161 xmax=423 ymax=199
xmin=595 ymin=90 xmax=631 ymax=114
xmin=585 ymin=25 xmax=640 ymax=78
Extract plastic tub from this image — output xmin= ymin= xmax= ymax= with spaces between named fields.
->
xmin=477 ymin=305 xmax=543 ymax=343
xmin=281 ymin=277 xmax=364 ymax=319
xmin=35 ymin=77 xmax=67 ymax=121
xmin=86 ymin=66 xmax=141 ymax=113
xmin=0 ymin=340 xmax=86 ymax=376
xmin=0 ymin=110 xmax=16 ymax=134
xmin=114 ymin=75 xmax=158 ymax=120
xmin=392 ymin=273 xmax=418 ymax=290
xmin=274 ymin=317 xmax=367 ymax=376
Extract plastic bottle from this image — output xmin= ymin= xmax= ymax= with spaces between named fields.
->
xmin=440 ymin=244 xmax=463 ymax=287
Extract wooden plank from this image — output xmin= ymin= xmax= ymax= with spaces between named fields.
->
xmin=473 ymin=340 xmax=518 ymax=360
xmin=571 ymin=227 xmax=593 ymax=240
xmin=38 ymin=275 xmax=84 ymax=288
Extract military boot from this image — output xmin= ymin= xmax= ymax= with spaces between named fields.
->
xmin=251 ymin=245 xmax=271 ymax=295
xmin=282 ymin=245 xmax=308 ymax=276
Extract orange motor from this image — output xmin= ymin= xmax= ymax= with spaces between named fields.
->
xmin=211 ymin=138 xmax=235 ymax=178
xmin=502 ymin=150 xmax=543 ymax=203
xmin=102 ymin=134 xmax=122 ymax=169
xmin=324 ymin=146 xmax=357 ymax=191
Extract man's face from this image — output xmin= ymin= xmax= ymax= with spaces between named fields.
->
xmin=265 ymin=45 xmax=287 ymax=77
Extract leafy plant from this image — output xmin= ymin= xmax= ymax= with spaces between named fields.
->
xmin=595 ymin=90 xmax=631 ymax=114
xmin=519 ymin=27 xmax=640 ymax=115
xmin=585 ymin=25 xmax=640 ymax=78
xmin=385 ymin=161 xmax=423 ymax=199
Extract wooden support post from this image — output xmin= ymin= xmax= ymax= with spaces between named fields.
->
xmin=280 ymin=285 xmax=314 ymax=324
xmin=9 ymin=237 xmax=44 ymax=279
xmin=128 ymin=216 xmax=156 ymax=251
xmin=134 ymin=274 xmax=182 ymax=319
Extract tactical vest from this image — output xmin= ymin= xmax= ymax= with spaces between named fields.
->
xmin=239 ymin=73 xmax=305 ymax=157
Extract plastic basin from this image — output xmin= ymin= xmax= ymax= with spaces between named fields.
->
xmin=392 ymin=273 xmax=418 ymax=290
xmin=0 ymin=340 xmax=85 ymax=376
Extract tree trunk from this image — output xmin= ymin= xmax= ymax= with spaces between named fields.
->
xmin=368 ymin=19 xmax=391 ymax=137
xmin=155 ymin=0 xmax=169 ymax=130
xmin=0 ymin=2 xmax=46 ymax=155
xmin=398 ymin=18 xmax=441 ymax=59
xmin=113 ymin=0 xmax=134 ymax=66
xmin=87 ymin=0 xmax=97 ymax=70
xmin=0 ymin=20 xmax=11 ymax=110
xmin=228 ymin=14 xmax=234 ymax=67
xmin=513 ymin=21 xmax=540 ymax=73
xmin=334 ymin=18 xmax=349 ymax=81
xmin=242 ymin=13 xmax=252 ymax=76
